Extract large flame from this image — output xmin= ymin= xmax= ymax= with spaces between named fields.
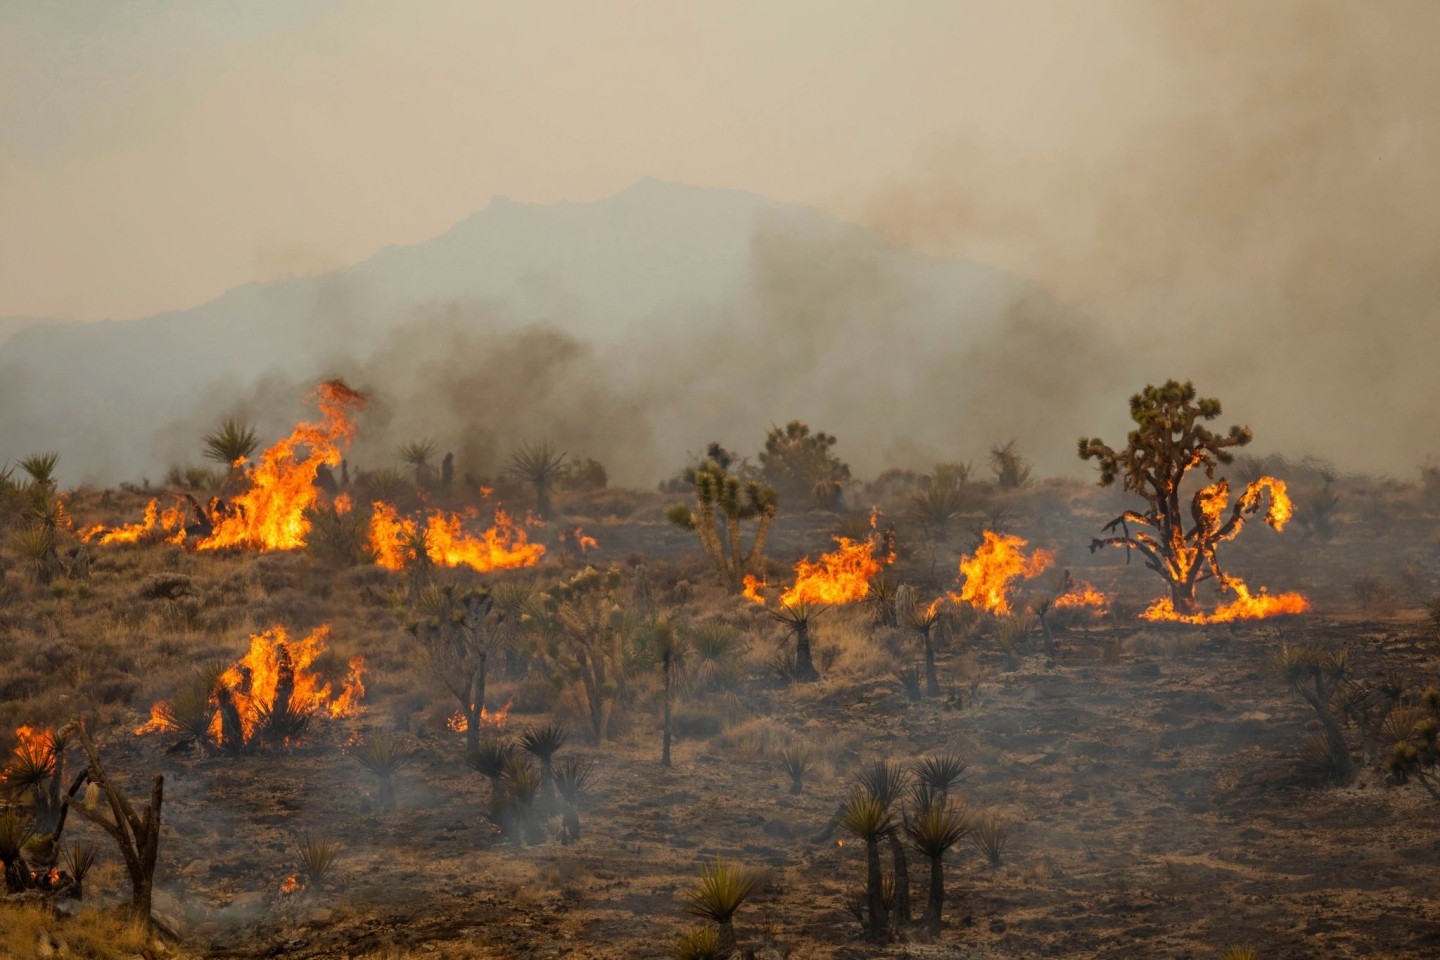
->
xmin=136 ymin=624 xmax=366 ymax=747
xmin=951 ymin=531 xmax=1054 ymax=615
xmin=368 ymin=503 xmax=546 ymax=573
xmin=777 ymin=534 xmax=892 ymax=607
xmin=197 ymin=381 xmax=367 ymax=551
xmin=1140 ymin=578 xmax=1310 ymax=624
xmin=2 ymin=726 xmax=58 ymax=783
xmin=81 ymin=498 xmax=188 ymax=545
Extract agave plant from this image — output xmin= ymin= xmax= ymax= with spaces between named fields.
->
xmin=684 ymin=862 xmax=759 ymax=956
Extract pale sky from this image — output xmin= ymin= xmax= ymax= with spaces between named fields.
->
xmin=1 ymin=0 xmax=1184 ymax=321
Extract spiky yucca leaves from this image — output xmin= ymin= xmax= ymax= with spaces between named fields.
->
xmin=3 ymin=726 xmax=69 ymax=839
xmin=897 ymin=585 xmax=944 ymax=696
xmin=202 ymin=419 xmax=259 ymax=468
xmin=147 ymin=679 xmax=220 ymax=748
xmin=63 ymin=842 xmax=98 ymax=899
xmin=893 ymin=665 xmax=923 ymax=702
xmin=1379 ymin=690 xmax=1440 ymax=801
xmin=519 ymin=723 xmax=569 ymax=793
xmin=689 ymin=620 xmax=743 ymax=694
xmin=398 ymin=439 xmax=437 ymax=489
xmin=469 ymin=736 xmax=516 ymax=798
xmin=483 ymin=754 xmax=544 ymax=845
xmin=904 ymin=799 xmax=975 ymax=931
xmin=908 ymin=481 xmax=968 ymax=544
xmin=864 ymin=574 xmax=898 ymax=628
xmin=778 ymin=745 xmax=816 ymax=796
xmin=769 ymin=601 xmax=822 ymax=683
xmin=14 ymin=523 xmax=58 ymax=585
xmin=1220 ymin=948 xmax=1258 ymax=960
xmin=685 ymin=862 xmax=759 ymax=957
xmin=0 ymin=810 xmax=35 ymax=892
xmin=838 ymin=793 xmax=893 ymax=939
xmin=913 ymin=753 xmax=968 ymax=804
xmin=1276 ymin=643 xmax=1355 ymax=784
xmin=295 ymin=835 xmax=341 ymax=889
xmin=411 ymin=585 xmax=496 ymax=756
xmin=989 ymin=440 xmax=1032 ymax=489
xmin=18 ymin=452 xmax=60 ymax=488
xmin=857 ymin=759 xmax=909 ymax=810
xmin=971 ymin=814 xmax=1008 ymax=867
xmin=553 ymin=758 xmax=595 ymax=842
xmin=305 ymin=502 xmax=371 ymax=567
xmin=671 ymin=925 xmax=724 ymax=960
xmin=506 ymin=440 xmax=567 ymax=520
xmin=352 ymin=734 xmax=411 ymax=809
xmin=667 ymin=458 xmax=779 ymax=594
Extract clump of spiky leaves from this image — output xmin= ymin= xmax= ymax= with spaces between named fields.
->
xmin=0 ymin=810 xmax=36 ymax=893
xmin=778 ymin=744 xmax=816 ymax=795
xmin=398 ymin=439 xmax=437 ymax=489
xmin=671 ymin=925 xmax=724 ymax=960
xmin=769 ymin=601 xmax=822 ymax=683
xmin=553 ymin=758 xmax=595 ymax=843
xmin=506 ymin=440 xmax=567 ymax=520
xmin=837 ymin=793 xmax=894 ymax=939
xmin=904 ymin=799 xmax=976 ymax=931
xmin=203 ymin=419 xmax=259 ymax=468
xmin=1276 ymin=643 xmax=1355 ymax=784
xmin=18 ymin=452 xmax=60 ymax=489
xmin=990 ymin=440 xmax=1032 ymax=489
xmin=913 ymin=753 xmax=968 ymax=803
xmin=864 ymin=574 xmax=899 ymax=628
xmin=352 ymin=733 xmax=411 ymax=809
xmin=469 ymin=735 xmax=516 ymax=794
xmin=482 ymin=754 xmax=544 ymax=845
xmin=519 ymin=723 xmax=569 ymax=795
xmin=971 ymin=814 xmax=1008 ymax=867
xmin=1379 ymin=689 xmax=1440 ymax=802
xmin=62 ymin=843 xmax=98 ymax=899
xmin=667 ymin=457 xmax=779 ymax=594
xmin=857 ymin=759 xmax=909 ymax=810
xmin=685 ymin=862 xmax=760 ymax=957
xmin=3 ymin=725 xmax=70 ymax=838
xmin=14 ymin=523 xmax=59 ymax=585
xmin=294 ymin=835 xmax=341 ymax=891
xmin=689 ymin=620 xmax=744 ymax=695
xmin=1220 ymin=948 xmax=1258 ymax=960
xmin=893 ymin=665 xmax=923 ymax=702
xmin=897 ymin=585 xmax=944 ymax=696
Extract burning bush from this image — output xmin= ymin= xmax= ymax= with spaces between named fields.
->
xmin=137 ymin=625 xmax=365 ymax=754
xmin=1079 ymin=380 xmax=1308 ymax=622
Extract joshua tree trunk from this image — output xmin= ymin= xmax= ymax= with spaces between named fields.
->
xmin=1296 ymin=673 xmax=1356 ymax=783
xmin=922 ymin=630 xmax=940 ymax=698
xmin=888 ymin=831 xmax=911 ymax=927
xmin=461 ymin=656 xmax=487 ymax=759
xmin=562 ymin=805 xmax=581 ymax=843
xmin=865 ymin=837 xmax=888 ymax=939
xmin=717 ymin=918 xmax=738 ymax=957
xmin=662 ymin=650 xmax=674 ymax=768
xmin=923 ymin=853 xmax=945 ymax=931
xmin=794 ymin=620 xmax=819 ymax=683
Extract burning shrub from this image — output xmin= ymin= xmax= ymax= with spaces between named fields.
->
xmin=1080 ymin=380 xmax=1309 ymax=622
xmin=137 ymin=624 xmax=366 ymax=754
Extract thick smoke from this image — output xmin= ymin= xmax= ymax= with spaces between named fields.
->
xmin=859 ymin=1 xmax=1440 ymax=477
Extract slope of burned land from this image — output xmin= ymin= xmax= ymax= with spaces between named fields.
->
xmin=2 ymin=477 xmax=1439 ymax=960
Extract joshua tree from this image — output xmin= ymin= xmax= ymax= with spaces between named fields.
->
xmin=398 ymin=439 xmax=438 ymax=490
xmin=904 ymin=800 xmax=975 ymax=932
xmin=202 ymin=419 xmax=259 ymax=468
xmin=519 ymin=723 xmax=569 ymax=797
xmin=684 ymin=862 xmax=759 ymax=957
xmin=897 ymin=585 xmax=944 ymax=697
xmin=838 ymin=793 xmax=893 ymax=939
xmin=535 ymin=566 xmax=633 ymax=742
xmin=1079 ymin=380 xmax=1292 ymax=615
xmin=553 ymin=758 xmax=595 ymax=842
xmin=409 ymin=585 xmax=498 ymax=758
xmin=352 ymin=733 xmax=411 ymax=809
xmin=989 ymin=440 xmax=1032 ymax=489
xmin=759 ymin=420 xmax=850 ymax=510
xmin=779 ymin=744 xmax=816 ymax=795
xmin=1277 ymin=643 xmax=1356 ymax=784
xmin=769 ymin=602 xmax=822 ymax=683
xmin=643 ymin=618 xmax=689 ymax=768
xmin=506 ymin=440 xmax=567 ymax=520
xmin=666 ymin=459 xmax=778 ymax=594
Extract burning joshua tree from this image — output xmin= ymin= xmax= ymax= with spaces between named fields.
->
xmin=1079 ymin=380 xmax=1308 ymax=621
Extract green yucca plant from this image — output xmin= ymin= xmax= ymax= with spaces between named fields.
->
xmin=14 ymin=524 xmax=57 ymax=585
xmin=670 ymin=925 xmax=723 ymax=960
xmin=769 ymin=601 xmax=822 ymax=683
xmin=904 ymin=800 xmax=975 ymax=931
xmin=506 ymin=440 xmax=567 ymax=520
xmin=1220 ymin=948 xmax=1258 ymax=960
xmin=18 ymin=452 xmax=60 ymax=488
xmin=0 ymin=810 xmax=36 ymax=893
xmin=295 ymin=835 xmax=341 ymax=890
xmin=856 ymin=759 xmax=908 ymax=810
xmin=553 ymin=758 xmax=595 ymax=842
xmin=63 ymin=842 xmax=99 ymax=899
xmin=352 ymin=733 xmax=411 ymax=809
xmin=202 ymin=419 xmax=259 ymax=467
xmin=778 ymin=745 xmax=816 ymax=796
xmin=685 ymin=862 xmax=759 ymax=956
xmin=913 ymin=753 xmax=968 ymax=801
xmin=971 ymin=814 xmax=1009 ymax=867
xmin=837 ymin=792 xmax=893 ymax=939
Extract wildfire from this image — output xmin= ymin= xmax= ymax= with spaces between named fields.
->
xmin=197 ymin=380 xmax=367 ymax=551
xmin=1140 ymin=578 xmax=1310 ymax=624
xmin=741 ymin=574 xmax=767 ymax=605
xmin=137 ymin=625 xmax=366 ymax=749
xmin=81 ymin=497 xmax=188 ymax=545
xmin=3 ymin=725 xmax=58 ymax=781
xmin=951 ymin=531 xmax=1054 ymax=616
xmin=280 ymin=875 xmax=303 ymax=895
xmin=567 ymin=527 xmax=598 ymax=552
xmin=368 ymin=503 xmax=546 ymax=573
xmin=447 ymin=701 xmax=512 ymax=733
xmin=1054 ymin=581 xmax=1110 ymax=615
xmin=777 ymin=534 xmax=892 ymax=607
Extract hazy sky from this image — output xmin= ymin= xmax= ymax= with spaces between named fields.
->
xmin=1 ymin=1 xmax=1208 ymax=320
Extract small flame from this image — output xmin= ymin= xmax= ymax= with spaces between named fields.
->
xmin=197 ymin=381 xmax=367 ymax=552
xmin=333 ymin=492 xmax=353 ymax=515
xmin=448 ymin=701 xmax=512 ymax=733
xmin=741 ymin=574 xmax=768 ymax=605
xmin=280 ymin=875 xmax=303 ymax=895
xmin=3 ymin=726 xmax=58 ymax=783
xmin=951 ymin=531 xmax=1054 ymax=615
xmin=571 ymin=527 xmax=598 ymax=552
xmin=1140 ymin=578 xmax=1310 ymax=624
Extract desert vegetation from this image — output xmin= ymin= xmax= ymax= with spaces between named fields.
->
xmin=2 ymin=377 xmax=1440 ymax=959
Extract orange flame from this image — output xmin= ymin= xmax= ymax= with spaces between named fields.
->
xmin=1140 ymin=578 xmax=1310 ymax=624
xmin=778 ymin=535 xmax=891 ymax=607
xmin=951 ymin=531 xmax=1054 ymax=615
xmin=741 ymin=574 xmax=768 ymax=605
xmin=197 ymin=381 xmax=367 ymax=551
xmin=1054 ymin=582 xmax=1110 ymax=615
xmin=333 ymin=492 xmax=353 ymax=515
xmin=136 ymin=625 xmax=366 ymax=746
xmin=280 ymin=875 xmax=303 ymax=895
xmin=447 ymin=701 xmax=512 ymax=733
xmin=570 ymin=527 xmax=598 ymax=552
xmin=82 ymin=497 xmax=188 ymax=546
xmin=3 ymin=726 xmax=58 ymax=782
xmin=368 ymin=503 xmax=546 ymax=573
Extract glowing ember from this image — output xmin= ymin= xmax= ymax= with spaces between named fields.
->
xmin=137 ymin=625 xmax=366 ymax=748
xmin=447 ymin=701 xmax=511 ymax=733
xmin=81 ymin=497 xmax=188 ymax=545
xmin=741 ymin=574 xmax=768 ymax=605
xmin=368 ymin=503 xmax=546 ymax=573
xmin=197 ymin=380 xmax=367 ymax=551
xmin=1140 ymin=578 xmax=1310 ymax=624
xmin=280 ymin=875 xmax=303 ymax=895
xmin=1054 ymin=582 xmax=1110 ymax=615
xmin=951 ymin=531 xmax=1054 ymax=615
xmin=778 ymin=535 xmax=892 ymax=607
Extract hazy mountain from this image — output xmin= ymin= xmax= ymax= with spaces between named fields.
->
xmin=0 ymin=179 xmax=1121 ymax=487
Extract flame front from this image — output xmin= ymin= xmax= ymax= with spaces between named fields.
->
xmin=1140 ymin=577 xmax=1310 ymax=624
xmin=448 ymin=701 xmax=512 ymax=733
xmin=82 ymin=497 xmax=188 ymax=546
xmin=197 ymin=380 xmax=367 ymax=551
xmin=1054 ymin=581 xmax=1110 ymax=615
xmin=368 ymin=503 xmax=546 ymax=573
xmin=951 ymin=531 xmax=1054 ymax=615
xmin=777 ymin=534 xmax=892 ymax=607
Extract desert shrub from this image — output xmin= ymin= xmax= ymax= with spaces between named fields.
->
xmin=759 ymin=420 xmax=850 ymax=510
